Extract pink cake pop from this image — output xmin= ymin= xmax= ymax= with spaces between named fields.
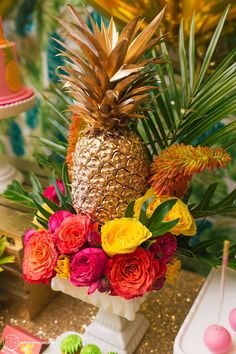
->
xmin=203 ymin=241 xmax=232 ymax=353
xmin=229 ymin=308 xmax=236 ymax=331
xmin=204 ymin=325 xmax=232 ymax=354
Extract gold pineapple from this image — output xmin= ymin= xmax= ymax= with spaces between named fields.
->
xmin=58 ymin=5 xmax=165 ymax=222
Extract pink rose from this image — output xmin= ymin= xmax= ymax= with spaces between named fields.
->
xmin=23 ymin=230 xmax=57 ymax=283
xmin=43 ymin=179 xmax=65 ymax=205
xmin=48 ymin=210 xmax=73 ymax=233
xmin=70 ymin=248 xmax=108 ymax=294
xmin=54 ymin=214 xmax=90 ymax=254
xmin=23 ymin=229 xmax=36 ymax=245
xmin=150 ymin=233 xmax=177 ymax=263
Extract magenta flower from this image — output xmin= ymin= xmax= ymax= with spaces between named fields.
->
xmin=150 ymin=233 xmax=177 ymax=263
xmin=43 ymin=179 xmax=65 ymax=205
xmin=152 ymin=276 xmax=166 ymax=291
xmin=70 ymin=248 xmax=108 ymax=294
xmin=87 ymin=231 xmax=101 ymax=247
xmin=48 ymin=210 xmax=73 ymax=233
xmin=23 ymin=229 xmax=36 ymax=245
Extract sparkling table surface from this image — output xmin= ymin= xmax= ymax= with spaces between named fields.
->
xmin=0 ymin=270 xmax=205 ymax=354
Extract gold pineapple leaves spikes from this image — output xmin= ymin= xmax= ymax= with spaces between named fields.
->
xmin=150 ymin=144 xmax=231 ymax=198
xmin=56 ymin=5 xmax=165 ymax=131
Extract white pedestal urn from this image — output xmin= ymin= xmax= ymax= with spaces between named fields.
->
xmin=51 ymin=276 xmax=149 ymax=354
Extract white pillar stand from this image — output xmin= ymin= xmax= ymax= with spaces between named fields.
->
xmin=84 ymin=309 xmax=149 ymax=354
xmin=0 ymin=163 xmax=24 ymax=194
xmin=51 ymin=276 xmax=149 ymax=354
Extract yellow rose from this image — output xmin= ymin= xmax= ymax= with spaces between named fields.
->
xmin=55 ymin=255 xmax=70 ymax=279
xmin=101 ymin=218 xmax=152 ymax=257
xmin=166 ymin=257 xmax=181 ymax=284
xmin=32 ymin=203 xmax=53 ymax=229
xmin=134 ymin=189 xmax=197 ymax=236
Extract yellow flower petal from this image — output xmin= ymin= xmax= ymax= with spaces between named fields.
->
xmin=101 ymin=217 xmax=152 ymax=256
xmin=32 ymin=203 xmax=54 ymax=229
xmin=134 ymin=190 xmax=197 ymax=236
xmin=55 ymin=255 xmax=70 ymax=279
xmin=166 ymin=258 xmax=181 ymax=284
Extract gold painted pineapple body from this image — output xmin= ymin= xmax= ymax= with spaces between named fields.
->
xmin=72 ymin=129 xmax=149 ymax=222
xmin=59 ymin=6 xmax=165 ymax=222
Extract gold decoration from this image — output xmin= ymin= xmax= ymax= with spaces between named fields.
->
xmin=88 ymin=0 xmax=236 ymax=48
xmin=59 ymin=6 xmax=165 ymax=222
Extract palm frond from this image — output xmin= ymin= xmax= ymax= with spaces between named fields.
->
xmin=140 ymin=7 xmax=236 ymax=153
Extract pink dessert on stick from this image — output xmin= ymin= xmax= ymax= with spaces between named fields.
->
xmin=203 ymin=241 xmax=232 ymax=354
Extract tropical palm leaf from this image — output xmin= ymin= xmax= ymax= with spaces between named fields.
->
xmin=140 ymin=6 xmax=236 ymax=156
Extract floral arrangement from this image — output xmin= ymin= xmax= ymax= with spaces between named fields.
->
xmin=4 ymin=6 xmax=236 ymax=301
xmin=21 ymin=143 xmax=231 ymax=300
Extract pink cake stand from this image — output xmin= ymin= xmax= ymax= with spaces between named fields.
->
xmin=0 ymin=87 xmax=36 ymax=120
xmin=0 ymin=17 xmax=36 ymax=193
xmin=0 ymin=88 xmax=36 ymax=193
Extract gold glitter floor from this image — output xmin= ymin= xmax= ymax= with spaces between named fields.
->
xmin=0 ymin=271 xmax=205 ymax=354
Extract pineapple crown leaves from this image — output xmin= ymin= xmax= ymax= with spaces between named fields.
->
xmin=56 ymin=5 xmax=165 ymax=130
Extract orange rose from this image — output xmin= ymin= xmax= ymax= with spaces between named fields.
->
xmin=23 ymin=230 xmax=58 ymax=283
xmin=106 ymin=248 xmax=161 ymax=299
xmin=54 ymin=214 xmax=91 ymax=254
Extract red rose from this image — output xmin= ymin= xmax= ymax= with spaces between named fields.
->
xmin=106 ymin=247 xmax=158 ymax=299
xmin=23 ymin=230 xmax=57 ymax=283
xmin=54 ymin=214 xmax=90 ymax=254
xmin=150 ymin=233 xmax=177 ymax=263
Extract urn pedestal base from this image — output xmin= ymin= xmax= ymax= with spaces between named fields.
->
xmin=51 ymin=276 xmax=149 ymax=354
xmin=84 ymin=309 xmax=149 ymax=354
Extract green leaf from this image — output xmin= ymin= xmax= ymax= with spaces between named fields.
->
xmin=48 ymin=117 xmax=68 ymax=138
xmin=147 ymin=199 xmax=177 ymax=230
xmin=42 ymin=93 xmax=70 ymax=126
xmin=0 ymin=255 xmax=15 ymax=265
xmin=40 ymin=138 xmax=67 ymax=154
xmin=139 ymin=197 xmax=154 ymax=225
xmin=50 ymin=172 xmax=68 ymax=209
xmin=179 ymin=20 xmax=190 ymax=105
xmin=0 ymin=237 xmax=6 ymax=257
xmin=29 ymin=173 xmax=43 ymax=195
xmin=142 ymin=239 xmax=157 ymax=249
xmin=62 ymin=163 xmax=72 ymax=201
xmin=3 ymin=181 xmax=36 ymax=208
xmin=193 ymin=5 xmax=230 ymax=93
xmin=152 ymin=218 xmax=179 ymax=237
xmin=41 ymin=196 xmax=61 ymax=212
xmin=34 ymin=201 xmax=52 ymax=220
xmin=189 ymin=15 xmax=195 ymax=91
xmin=34 ymin=215 xmax=49 ymax=229
xmin=125 ymin=200 xmax=135 ymax=218
xmin=195 ymin=183 xmax=218 ymax=210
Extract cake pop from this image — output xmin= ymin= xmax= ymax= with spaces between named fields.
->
xmin=229 ymin=308 xmax=236 ymax=332
xmin=203 ymin=240 xmax=232 ymax=353
xmin=203 ymin=324 xmax=232 ymax=354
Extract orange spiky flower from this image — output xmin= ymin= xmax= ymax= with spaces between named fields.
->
xmin=150 ymin=144 xmax=231 ymax=198
xmin=66 ymin=114 xmax=86 ymax=179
